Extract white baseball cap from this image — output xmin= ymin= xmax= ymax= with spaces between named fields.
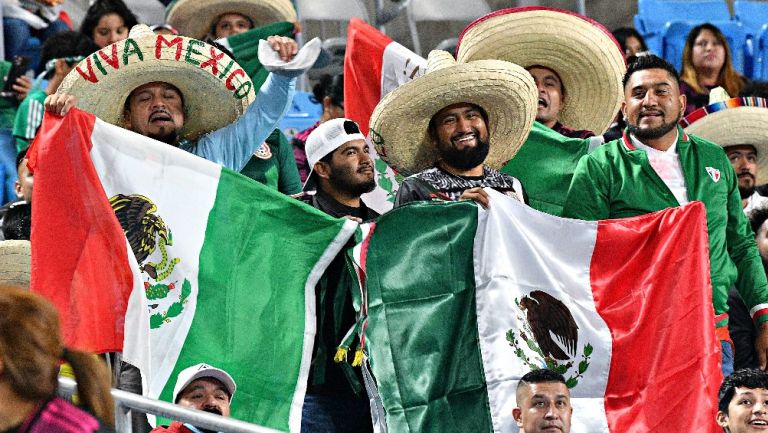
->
xmin=302 ymin=118 xmax=366 ymax=192
xmin=172 ymin=363 xmax=237 ymax=403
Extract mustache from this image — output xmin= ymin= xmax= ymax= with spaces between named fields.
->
xmin=638 ymin=108 xmax=664 ymax=117
xmin=738 ymin=171 xmax=755 ymax=179
xmin=202 ymin=407 xmax=223 ymax=416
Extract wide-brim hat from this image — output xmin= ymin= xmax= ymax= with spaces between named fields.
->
xmin=0 ymin=240 xmax=30 ymax=288
xmin=682 ymin=97 xmax=768 ymax=184
xmin=369 ymin=50 xmax=537 ymax=176
xmin=167 ymin=0 xmax=297 ymax=40
xmin=456 ymin=7 xmax=626 ymax=135
xmin=57 ymin=25 xmax=256 ymax=141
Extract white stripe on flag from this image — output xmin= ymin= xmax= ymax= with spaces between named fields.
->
xmin=473 ymin=189 xmax=612 ymax=433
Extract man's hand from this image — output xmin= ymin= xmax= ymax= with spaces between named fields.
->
xmin=459 ymin=187 xmax=490 ymax=209
xmin=756 ymin=322 xmax=768 ymax=370
xmin=44 ymin=93 xmax=77 ymax=116
xmin=12 ymin=76 xmax=32 ymax=101
xmin=266 ymin=35 xmax=298 ymax=62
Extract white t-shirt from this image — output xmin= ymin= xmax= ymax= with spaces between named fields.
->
xmin=630 ymin=131 xmax=689 ymax=205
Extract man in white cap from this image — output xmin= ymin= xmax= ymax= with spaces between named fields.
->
xmin=301 ymin=118 xmax=378 ymax=221
xmin=151 ymin=363 xmax=237 ymax=433
xmin=369 ymin=50 xmax=537 ymax=209
xmin=298 ymin=118 xmax=376 ymax=432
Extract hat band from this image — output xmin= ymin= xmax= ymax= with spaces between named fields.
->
xmin=681 ymin=97 xmax=768 ymax=127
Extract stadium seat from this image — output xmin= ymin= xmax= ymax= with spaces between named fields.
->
xmin=635 ymin=0 xmax=731 ymax=55
xmin=734 ymin=1 xmax=768 ymax=78
xmin=278 ymin=91 xmax=323 ymax=140
xmin=755 ymin=24 xmax=768 ymax=80
xmin=406 ymin=0 xmax=491 ymax=56
xmin=661 ymin=20 xmax=746 ymax=74
xmin=295 ymin=0 xmax=369 ymax=40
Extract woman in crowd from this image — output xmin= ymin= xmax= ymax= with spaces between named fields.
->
xmin=0 ymin=285 xmax=114 ymax=433
xmin=292 ymin=73 xmax=345 ymax=183
xmin=680 ymin=23 xmax=747 ymax=115
xmin=612 ymin=27 xmax=648 ymax=60
xmin=80 ymin=0 xmax=138 ymax=48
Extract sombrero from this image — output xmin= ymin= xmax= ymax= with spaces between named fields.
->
xmin=0 ymin=240 xmax=30 ymax=288
xmin=682 ymin=95 xmax=768 ymax=183
xmin=369 ymin=50 xmax=537 ymax=176
xmin=58 ymin=25 xmax=256 ymax=141
xmin=167 ymin=0 xmax=297 ymax=40
xmin=455 ymin=7 xmax=626 ymax=135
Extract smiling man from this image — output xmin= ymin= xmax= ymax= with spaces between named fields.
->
xmin=563 ymin=54 xmax=768 ymax=376
xmin=717 ymin=369 xmax=768 ymax=433
xmin=513 ymin=369 xmax=572 ymax=433
xmin=527 ymin=65 xmax=595 ymax=139
xmin=151 ymin=363 xmax=236 ymax=433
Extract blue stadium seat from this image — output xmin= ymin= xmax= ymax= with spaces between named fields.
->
xmin=635 ymin=0 xmax=731 ymax=55
xmin=734 ymin=1 xmax=768 ymax=78
xmin=755 ymin=24 xmax=768 ymax=80
xmin=661 ymin=21 xmax=746 ymax=75
xmin=278 ymin=91 xmax=323 ymax=140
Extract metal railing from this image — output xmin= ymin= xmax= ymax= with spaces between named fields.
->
xmin=58 ymin=378 xmax=280 ymax=433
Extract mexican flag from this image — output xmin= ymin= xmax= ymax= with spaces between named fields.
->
xmin=344 ymin=18 xmax=426 ymax=214
xmin=28 ymin=109 xmax=356 ymax=432
xmin=356 ymin=190 xmax=721 ymax=433
xmin=217 ymin=21 xmax=296 ymax=90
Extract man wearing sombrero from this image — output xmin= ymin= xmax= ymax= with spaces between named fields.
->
xmin=370 ymin=50 xmax=537 ymax=208
xmin=563 ymin=54 xmax=768 ymax=375
xmin=44 ymin=25 xmax=318 ymax=176
xmin=455 ymin=7 xmax=626 ymax=216
xmin=682 ymin=93 xmax=768 ymax=215
xmin=165 ymin=0 xmax=297 ymax=40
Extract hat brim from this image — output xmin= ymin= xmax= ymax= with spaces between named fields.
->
xmin=58 ymin=29 xmax=256 ymax=141
xmin=684 ymin=106 xmax=768 ymax=184
xmin=173 ymin=367 xmax=237 ymax=403
xmin=456 ymin=7 xmax=626 ymax=135
xmin=369 ymin=59 xmax=537 ymax=175
xmin=167 ymin=0 xmax=297 ymax=39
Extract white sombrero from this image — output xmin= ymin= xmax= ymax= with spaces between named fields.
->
xmin=57 ymin=25 xmax=256 ymax=141
xmin=682 ymin=94 xmax=768 ymax=184
xmin=369 ymin=50 xmax=537 ymax=176
xmin=167 ymin=0 xmax=297 ymax=40
xmin=0 ymin=240 xmax=30 ymax=288
xmin=455 ymin=6 xmax=626 ymax=135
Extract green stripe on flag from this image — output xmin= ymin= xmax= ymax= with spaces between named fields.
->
xmin=364 ymin=201 xmax=493 ymax=433
xmin=227 ymin=21 xmax=295 ymax=88
xmin=158 ymin=169 xmax=350 ymax=431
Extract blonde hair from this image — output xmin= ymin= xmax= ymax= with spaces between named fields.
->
xmin=0 ymin=285 xmax=114 ymax=426
xmin=680 ymin=23 xmax=745 ymax=97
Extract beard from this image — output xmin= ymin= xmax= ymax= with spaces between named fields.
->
xmin=328 ymin=165 xmax=377 ymax=197
xmin=148 ymin=130 xmax=180 ymax=146
xmin=627 ymin=111 xmax=681 ymax=141
xmin=738 ymin=173 xmax=756 ymax=199
xmin=436 ymin=132 xmax=490 ymax=171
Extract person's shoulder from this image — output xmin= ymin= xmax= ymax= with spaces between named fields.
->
xmin=150 ymin=422 xmax=191 ymax=433
xmin=686 ymin=132 xmax=729 ymax=158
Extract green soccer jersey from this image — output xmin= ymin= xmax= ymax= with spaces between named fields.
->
xmin=13 ymin=88 xmax=47 ymax=152
xmin=239 ymin=128 xmax=302 ymax=195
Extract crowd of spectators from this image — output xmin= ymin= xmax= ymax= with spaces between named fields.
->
xmin=2 ymin=1 xmax=768 ymax=433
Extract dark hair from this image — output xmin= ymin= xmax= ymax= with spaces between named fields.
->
xmin=718 ymin=368 xmax=768 ymax=412
xmin=15 ymin=148 xmax=27 ymax=171
xmin=2 ymin=202 xmax=30 ymax=240
xmin=427 ymin=103 xmax=489 ymax=142
xmin=751 ymin=207 xmax=768 ymax=234
xmin=681 ymin=23 xmax=745 ymax=97
xmin=612 ymin=27 xmax=648 ymax=54
xmin=622 ymin=54 xmax=680 ymax=89
xmin=740 ymin=80 xmax=768 ymax=99
xmin=80 ymin=0 xmax=138 ymax=43
xmin=312 ymin=73 xmax=344 ymax=109
xmin=40 ymin=31 xmax=99 ymax=79
xmin=208 ymin=12 xmax=254 ymax=38
xmin=518 ymin=368 xmax=567 ymax=388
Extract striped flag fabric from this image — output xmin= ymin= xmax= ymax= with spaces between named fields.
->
xmin=344 ymin=18 xmax=426 ymax=214
xmin=28 ymin=109 xmax=356 ymax=432
xmin=355 ymin=190 xmax=721 ymax=433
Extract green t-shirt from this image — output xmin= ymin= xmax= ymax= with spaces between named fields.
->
xmin=239 ymin=129 xmax=302 ymax=195
xmin=0 ymin=61 xmax=20 ymax=130
xmin=12 ymin=88 xmax=47 ymax=152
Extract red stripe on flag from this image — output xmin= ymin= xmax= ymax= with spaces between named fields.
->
xmin=752 ymin=308 xmax=768 ymax=322
xmin=343 ymin=18 xmax=392 ymax=136
xmin=28 ymin=109 xmax=133 ymax=353
xmin=590 ymin=202 xmax=720 ymax=433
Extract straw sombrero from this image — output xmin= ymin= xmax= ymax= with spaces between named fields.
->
xmin=455 ymin=7 xmax=626 ymax=135
xmin=57 ymin=25 xmax=256 ymax=141
xmin=167 ymin=0 xmax=297 ymax=40
xmin=369 ymin=50 xmax=537 ymax=176
xmin=682 ymin=96 xmax=768 ymax=183
xmin=0 ymin=240 xmax=30 ymax=288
